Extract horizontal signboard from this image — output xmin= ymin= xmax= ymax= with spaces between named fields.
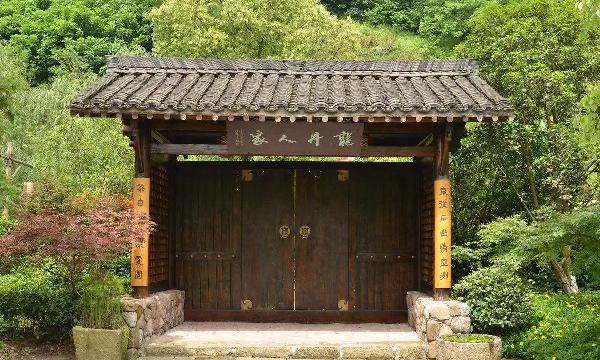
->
xmin=226 ymin=122 xmax=364 ymax=156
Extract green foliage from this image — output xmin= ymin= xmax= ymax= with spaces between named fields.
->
xmin=0 ymin=44 xmax=28 ymax=120
xmin=0 ymin=266 xmax=76 ymax=340
xmin=151 ymin=0 xmax=428 ymax=60
xmin=575 ymin=83 xmax=600 ymax=199
xmin=578 ymin=0 xmax=600 ymax=32
xmin=476 ymin=206 xmax=600 ymax=288
xmin=504 ymin=291 xmax=600 ymax=360
xmin=78 ymin=270 xmax=125 ymax=330
xmin=457 ymin=0 xmax=600 ymax=124
xmin=321 ymin=0 xmax=426 ymax=33
xmin=418 ymin=0 xmax=489 ymax=48
xmin=0 ymin=215 xmax=16 ymax=237
xmin=0 ymin=0 xmax=156 ymax=84
xmin=451 ymin=0 xmax=600 ymax=280
xmin=7 ymin=74 xmax=133 ymax=199
xmin=452 ymin=266 xmax=534 ymax=335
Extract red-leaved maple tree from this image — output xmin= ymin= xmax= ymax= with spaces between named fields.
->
xmin=0 ymin=196 xmax=152 ymax=288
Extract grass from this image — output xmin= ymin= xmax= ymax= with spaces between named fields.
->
xmin=442 ymin=334 xmax=494 ymax=343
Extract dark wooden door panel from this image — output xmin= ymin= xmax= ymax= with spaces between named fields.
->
xmin=241 ymin=169 xmax=294 ymax=310
xmin=295 ymin=169 xmax=349 ymax=310
xmin=174 ymin=162 xmax=419 ymax=320
xmin=174 ymin=166 xmax=242 ymax=310
xmin=349 ymin=166 xmax=418 ymax=311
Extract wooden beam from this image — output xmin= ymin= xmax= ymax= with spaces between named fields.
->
xmin=151 ymin=144 xmax=433 ymax=157
xmin=152 ymin=144 xmax=228 ymax=155
xmin=361 ymin=146 xmax=434 ymax=157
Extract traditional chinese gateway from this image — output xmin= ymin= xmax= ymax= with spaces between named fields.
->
xmin=70 ymin=57 xmax=512 ymax=329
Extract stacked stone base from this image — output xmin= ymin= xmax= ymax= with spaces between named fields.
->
xmin=407 ymin=291 xmax=471 ymax=359
xmin=121 ymin=290 xmax=185 ymax=358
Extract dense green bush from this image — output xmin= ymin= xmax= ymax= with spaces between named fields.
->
xmin=79 ymin=270 xmax=125 ymax=330
xmin=505 ymin=291 xmax=600 ymax=360
xmin=452 ymin=266 xmax=533 ymax=335
xmin=0 ymin=267 xmax=76 ymax=340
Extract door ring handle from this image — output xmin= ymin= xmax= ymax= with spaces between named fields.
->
xmin=299 ymin=225 xmax=311 ymax=239
xmin=279 ymin=225 xmax=291 ymax=239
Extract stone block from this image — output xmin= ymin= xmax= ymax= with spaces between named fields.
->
xmin=73 ymin=326 xmax=128 ymax=360
xmin=449 ymin=316 xmax=471 ymax=334
xmin=342 ymin=345 xmax=394 ymax=359
xmin=290 ymin=345 xmax=339 ymax=359
xmin=427 ymin=340 xmax=437 ymax=359
xmin=447 ymin=301 xmax=469 ymax=317
xmin=128 ymin=328 xmax=143 ymax=349
xmin=426 ymin=302 xmax=451 ymax=321
xmin=122 ymin=311 xmax=137 ymax=328
xmin=395 ymin=342 xmax=427 ymax=360
xmin=426 ymin=321 xmax=452 ymax=341
xmin=436 ymin=335 xmax=502 ymax=360
xmin=121 ymin=297 xmax=140 ymax=312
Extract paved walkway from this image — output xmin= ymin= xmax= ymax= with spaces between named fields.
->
xmin=151 ymin=322 xmax=421 ymax=346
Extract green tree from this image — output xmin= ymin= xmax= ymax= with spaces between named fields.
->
xmin=151 ymin=0 xmax=428 ymax=60
xmin=418 ymin=0 xmax=489 ymax=48
xmin=451 ymin=0 xmax=600 ymax=290
xmin=575 ymin=84 xmax=600 ymax=199
xmin=151 ymin=0 xmax=362 ymax=59
xmin=7 ymin=74 xmax=133 ymax=198
xmin=0 ymin=0 xmax=156 ymax=84
xmin=320 ymin=0 xmax=426 ymax=33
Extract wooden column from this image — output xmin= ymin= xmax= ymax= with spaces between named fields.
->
xmin=433 ymin=124 xmax=452 ymax=301
xmin=132 ymin=122 xmax=152 ymax=299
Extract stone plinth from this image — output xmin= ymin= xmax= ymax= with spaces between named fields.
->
xmin=121 ymin=290 xmax=184 ymax=358
xmin=407 ymin=291 xmax=471 ymax=359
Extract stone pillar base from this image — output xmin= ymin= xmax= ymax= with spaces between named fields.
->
xmin=407 ymin=291 xmax=471 ymax=359
xmin=120 ymin=289 xmax=184 ymax=358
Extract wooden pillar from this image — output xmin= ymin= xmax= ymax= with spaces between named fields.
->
xmin=132 ymin=122 xmax=152 ymax=299
xmin=433 ymin=124 xmax=452 ymax=301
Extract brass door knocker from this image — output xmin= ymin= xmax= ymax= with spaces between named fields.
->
xmin=279 ymin=225 xmax=291 ymax=239
xmin=299 ymin=225 xmax=311 ymax=239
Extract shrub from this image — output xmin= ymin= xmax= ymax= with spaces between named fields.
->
xmin=0 ymin=267 xmax=76 ymax=340
xmin=504 ymin=291 xmax=600 ymax=360
xmin=452 ymin=266 xmax=533 ymax=335
xmin=79 ymin=270 xmax=125 ymax=330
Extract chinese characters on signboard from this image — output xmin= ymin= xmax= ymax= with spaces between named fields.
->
xmin=131 ymin=177 xmax=150 ymax=287
xmin=226 ymin=122 xmax=364 ymax=156
xmin=434 ymin=178 xmax=452 ymax=288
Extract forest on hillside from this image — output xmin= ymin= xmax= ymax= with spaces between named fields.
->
xmin=0 ymin=1 xmax=599 ymax=359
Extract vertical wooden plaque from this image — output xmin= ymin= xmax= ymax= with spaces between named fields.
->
xmin=132 ymin=177 xmax=150 ymax=287
xmin=434 ymin=178 xmax=452 ymax=289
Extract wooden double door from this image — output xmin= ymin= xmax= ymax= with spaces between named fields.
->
xmin=174 ymin=162 xmax=418 ymax=322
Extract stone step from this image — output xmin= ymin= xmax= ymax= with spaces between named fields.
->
xmin=144 ymin=342 xmax=426 ymax=359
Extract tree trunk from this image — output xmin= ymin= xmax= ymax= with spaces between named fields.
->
xmin=550 ymin=245 xmax=579 ymax=294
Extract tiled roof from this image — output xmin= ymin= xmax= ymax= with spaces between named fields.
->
xmin=69 ymin=56 xmax=512 ymax=121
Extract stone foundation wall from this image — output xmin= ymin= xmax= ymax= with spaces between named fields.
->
xmin=121 ymin=290 xmax=184 ymax=358
xmin=407 ymin=291 xmax=471 ymax=359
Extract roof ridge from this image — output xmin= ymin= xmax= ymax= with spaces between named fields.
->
xmin=105 ymin=56 xmax=479 ymax=74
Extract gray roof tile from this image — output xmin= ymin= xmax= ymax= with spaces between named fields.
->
xmin=70 ymin=56 xmax=513 ymax=119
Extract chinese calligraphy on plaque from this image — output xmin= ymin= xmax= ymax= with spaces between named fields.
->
xmin=132 ymin=177 xmax=150 ymax=287
xmin=227 ymin=122 xmax=364 ymax=156
xmin=434 ymin=178 xmax=452 ymax=288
